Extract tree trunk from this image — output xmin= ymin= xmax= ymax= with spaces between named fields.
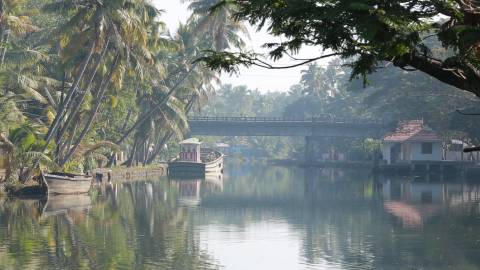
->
xmin=114 ymin=64 xmax=197 ymax=146
xmin=60 ymin=52 xmax=120 ymax=166
xmin=146 ymin=96 xmax=196 ymax=164
xmin=57 ymin=119 xmax=79 ymax=163
xmin=56 ymin=38 xmax=110 ymax=145
xmin=106 ymin=109 xmax=132 ymax=167
xmin=44 ymin=40 xmax=97 ymax=144
xmin=146 ymin=132 xmax=173 ymax=164
xmin=0 ymin=31 xmax=9 ymax=67
xmin=124 ymin=137 xmax=139 ymax=167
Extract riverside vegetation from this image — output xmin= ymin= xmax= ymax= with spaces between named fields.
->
xmin=3 ymin=0 xmax=480 ymax=192
xmin=0 ymin=0 xmax=246 ymax=192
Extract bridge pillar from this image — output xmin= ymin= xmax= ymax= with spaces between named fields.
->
xmin=305 ymin=136 xmax=316 ymax=163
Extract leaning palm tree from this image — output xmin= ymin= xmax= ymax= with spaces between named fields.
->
xmin=124 ymin=90 xmax=189 ymax=167
xmin=43 ymin=0 xmax=161 ymax=166
xmin=143 ymin=14 xmax=241 ymax=163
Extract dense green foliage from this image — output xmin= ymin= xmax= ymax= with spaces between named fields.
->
xmin=201 ymin=0 xmax=480 ymax=97
xmin=0 ymin=0 xmax=246 ymax=182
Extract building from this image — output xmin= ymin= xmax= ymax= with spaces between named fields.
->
xmin=444 ymin=139 xmax=472 ymax=162
xmin=382 ymin=120 xmax=442 ymax=165
xmin=179 ymin=138 xmax=202 ymax=163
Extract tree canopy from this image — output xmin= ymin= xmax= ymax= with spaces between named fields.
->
xmin=201 ymin=0 xmax=480 ymax=96
xmin=0 ymin=0 xmax=247 ymax=182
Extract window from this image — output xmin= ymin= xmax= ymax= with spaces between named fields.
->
xmin=421 ymin=142 xmax=433 ymax=154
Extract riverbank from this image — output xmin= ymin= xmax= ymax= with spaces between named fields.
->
xmin=269 ymin=159 xmax=374 ymax=169
xmin=0 ymin=164 xmax=168 ymax=197
xmin=94 ymin=164 xmax=168 ymax=183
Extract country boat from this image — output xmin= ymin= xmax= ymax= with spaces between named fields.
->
xmin=41 ymin=172 xmax=92 ymax=195
xmin=168 ymin=138 xmax=224 ymax=178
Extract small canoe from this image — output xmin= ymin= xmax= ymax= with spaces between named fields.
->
xmin=41 ymin=172 xmax=92 ymax=195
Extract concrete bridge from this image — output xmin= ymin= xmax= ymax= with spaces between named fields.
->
xmin=188 ymin=116 xmax=389 ymax=162
xmin=188 ymin=116 xmax=387 ymax=138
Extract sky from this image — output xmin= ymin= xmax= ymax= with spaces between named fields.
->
xmin=153 ymin=0 xmax=334 ymax=93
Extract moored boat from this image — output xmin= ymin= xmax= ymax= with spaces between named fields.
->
xmin=41 ymin=172 xmax=92 ymax=195
xmin=168 ymin=138 xmax=224 ymax=178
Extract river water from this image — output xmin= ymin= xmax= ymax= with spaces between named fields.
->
xmin=1 ymin=163 xmax=480 ymax=270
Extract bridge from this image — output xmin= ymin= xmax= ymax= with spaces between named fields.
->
xmin=188 ymin=116 xmax=386 ymax=138
xmin=187 ymin=116 xmax=389 ymax=162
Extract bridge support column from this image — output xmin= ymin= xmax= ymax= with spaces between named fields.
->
xmin=305 ymin=136 xmax=315 ymax=164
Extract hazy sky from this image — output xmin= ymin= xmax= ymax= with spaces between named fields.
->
xmin=154 ymin=0 xmax=333 ymax=93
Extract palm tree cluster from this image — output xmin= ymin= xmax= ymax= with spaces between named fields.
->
xmin=0 ymin=0 xmax=245 ymax=182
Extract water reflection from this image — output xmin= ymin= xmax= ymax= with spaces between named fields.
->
xmin=382 ymin=179 xmax=480 ymax=228
xmin=1 ymin=164 xmax=480 ymax=269
xmin=41 ymin=194 xmax=92 ymax=218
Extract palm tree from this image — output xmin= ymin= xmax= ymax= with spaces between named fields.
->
xmin=6 ymin=124 xmax=58 ymax=183
xmin=43 ymin=0 xmax=161 ymax=166
xmin=300 ymin=63 xmax=325 ymax=97
xmin=0 ymin=0 xmax=36 ymax=65
xmin=124 ymin=94 xmax=189 ymax=167
xmin=185 ymin=0 xmax=247 ymax=50
xmin=141 ymin=5 xmax=247 ymax=163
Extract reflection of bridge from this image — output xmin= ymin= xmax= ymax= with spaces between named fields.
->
xmin=188 ymin=116 xmax=389 ymax=161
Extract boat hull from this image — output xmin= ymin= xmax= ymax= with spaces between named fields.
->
xmin=42 ymin=173 xmax=92 ymax=195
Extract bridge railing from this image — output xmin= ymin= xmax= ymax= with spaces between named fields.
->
xmin=189 ymin=116 xmax=384 ymax=125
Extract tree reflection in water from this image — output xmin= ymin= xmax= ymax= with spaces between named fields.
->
xmin=0 ymin=180 xmax=219 ymax=270
xmin=1 ymin=165 xmax=480 ymax=270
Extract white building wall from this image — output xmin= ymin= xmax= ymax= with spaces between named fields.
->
xmin=410 ymin=142 xmax=442 ymax=161
xmin=382 ymin=141 xmax=442 ymax=164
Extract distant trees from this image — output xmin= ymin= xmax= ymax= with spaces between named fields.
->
xmin=200 ymin=0 xmax=480 ymax=97
xmin=201 ymin=55 xmax=480 ymax=159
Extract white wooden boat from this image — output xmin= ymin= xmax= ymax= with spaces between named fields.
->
xmin=169 ymin=149 xmax=224 ymax=176
xmin=168 ymin=139 xmax=224 ymax=177
xmin=41 ymin=172 xmax=92 ymax=195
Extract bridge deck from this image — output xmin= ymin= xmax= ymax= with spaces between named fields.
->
xmin=188 ymin=116 xmax=386 ymax=138
xmin=190 ymin=116 xmax=383 ymax=124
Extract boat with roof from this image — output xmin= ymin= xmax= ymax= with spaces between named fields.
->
xmin=168 ymin=138 xmax=224 ymax=178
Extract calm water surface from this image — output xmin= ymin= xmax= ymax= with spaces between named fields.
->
xmin=1 ymin=163 xmax=480 ymax=269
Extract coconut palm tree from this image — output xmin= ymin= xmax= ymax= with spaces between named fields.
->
xmin=43 ymin=0 xmax=162 ymax=166
xmin=124 ymin=92 xmax=189 ymax=167
xmin=185 ymin=0 xmax=247 ymax=50
xmin=6 ymin=124 xmax=58 ymax=183
xmin=142 ymin=7 xmax=247 ymax=163
xmin=0 ymin=0 xmax=36 ymax=65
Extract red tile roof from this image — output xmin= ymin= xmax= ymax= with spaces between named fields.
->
xmin=383 ymin=120 xmax=441 ymax=142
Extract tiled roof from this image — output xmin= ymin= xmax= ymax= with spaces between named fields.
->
xmin=383 ymin=120 xmax=441 ymax=142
